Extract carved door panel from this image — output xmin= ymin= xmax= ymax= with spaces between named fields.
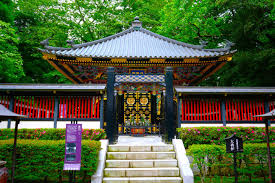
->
xmin=124 ymin=92 xmax=151 ymax=125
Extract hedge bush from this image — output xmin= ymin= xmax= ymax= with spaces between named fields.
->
xmin=0 ymin=139 xmax=101 ymax=182
xmin=177 ymin=127 xmax=275 ymax=148
xmin=0 ymin=128 xmax=106 ymax=141
xmin=187 ymin=143 xmax=275 ymax=183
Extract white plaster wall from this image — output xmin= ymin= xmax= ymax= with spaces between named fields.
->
xmin=0 ymin=121 xmax=273 ymax=129
xmin=0 ymin=121 xmax=100 ymax=129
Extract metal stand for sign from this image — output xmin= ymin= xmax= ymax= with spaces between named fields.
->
xmin=68 ymin=120 xmax=77 ymax=183
xmin=69 ymin=170 xmax=76 ymax=183
xmin=233 ymin=152 xmax=238 ymax=183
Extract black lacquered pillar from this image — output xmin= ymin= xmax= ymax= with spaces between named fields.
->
xmin=165 ymin=67 xmax=175 ymax=141
xmin=151 ymin=95 xmax=157 ymax=125
xmin=106 ymin=67 xmax=116 ymax=143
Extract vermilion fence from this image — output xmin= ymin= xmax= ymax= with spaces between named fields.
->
xmin=180 ymin=97 xmax=274 ymax=123
xmin=181 ymin=98 xmax=221 ymax=121
xmin=58 ymin=96 xmax=100 ymax=119
xmin=0 ymin=96 xmax=10 ymax=109
xmin=225 ymin=98 xmax=264 ymax=121
xmin=0 ymin=95 xmax=101 ymax=120
xmin=14 ymin=96 xmax=55 ymax=118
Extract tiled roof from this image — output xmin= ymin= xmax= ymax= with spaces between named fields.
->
xmin=0 ymin=84 xmax=106 ymax=91
xmin=175 ymin=86 xmax=275 ymax=94
xmin=40 ymin=22 xmax=235 ymax=59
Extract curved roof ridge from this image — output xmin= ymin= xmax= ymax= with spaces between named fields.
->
xmin=140 ymin=28 xmax=233 ymax=52
xmin=72 ymin=27 xmax=135 ymax=48
xmin=40 ymin=26 xmax=234 ymax=53
xmin=140 ymin=28 xmax=203 ymax=50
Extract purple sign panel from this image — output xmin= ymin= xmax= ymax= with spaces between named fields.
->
xmin=63 ymin=124 xmax=82 ymax=170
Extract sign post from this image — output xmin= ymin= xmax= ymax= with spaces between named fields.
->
xmin=63 ymin=123 xmax=82 ymax=183
xmin=225 ymin=134 xmax=243 ymax=183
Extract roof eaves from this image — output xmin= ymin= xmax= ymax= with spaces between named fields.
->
xmin=45 ymin=46 xmax=71 ymax=51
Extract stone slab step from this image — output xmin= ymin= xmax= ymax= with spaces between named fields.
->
xmin=108 ymin=145 xmax=174 ymax=152
xmin=107 ymin=152 xmax=175 ymax=160
xmin=104 ymin=167 xmax=180 ymax=177
xmin=106 ymin=159 xmax=178 ymax=168
xmin=103 ymin=177 xmax=182 ymax=183
xmin=117 ymin=136 xmax=165 ymax=145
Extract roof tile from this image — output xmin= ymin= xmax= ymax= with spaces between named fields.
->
xmin=40 ymin=27 xmax=235 ymax=58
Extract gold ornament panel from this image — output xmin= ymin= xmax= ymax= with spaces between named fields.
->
xmin=124 ymin=92 xmax=151 ymax=125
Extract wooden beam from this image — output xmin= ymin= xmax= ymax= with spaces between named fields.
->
xmin=189 ymin=62 xmax=216 ymax=84
xmin=47 ymin=60 xmax=78 ymax=84
xmin=62 ymin=63 xmax=84 ymax=83
xmin=193 ymin=62 xmax=227 ymax=85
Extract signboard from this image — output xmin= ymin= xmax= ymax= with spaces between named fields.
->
xmin=225 ymin=134 xmax=243 ymax=153
xmin=225 ymin=134 xmax=243 ymax=183
xmin=63 ymin=124 xmax=82 ymax=170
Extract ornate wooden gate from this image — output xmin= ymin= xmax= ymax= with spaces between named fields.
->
xmin=124 ymin=92 xmax=151 ymax=125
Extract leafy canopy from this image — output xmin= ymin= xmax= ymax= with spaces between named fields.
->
xmin=0 ymin=0 xmax=273 ymax=86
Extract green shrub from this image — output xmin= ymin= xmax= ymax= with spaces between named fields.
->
xmin=0 ymin=128 xmax=106 ymax=141
xmin=177 ymin=127 xmax=275 ymax=148
xmin=187 ymin=143 xmax=275 ymax=183
xmin=0 ymin=139 xmax=101 ymax=182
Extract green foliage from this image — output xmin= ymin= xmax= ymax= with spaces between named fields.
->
xmin=0 ymin=128 xmax=106 ymax=141
xmin=0 ymin=0 xmax=273 ymax=85
xmin=188 ymin=143 xmax=275 ymax=183
xmin=158 ymin=0 xmax=223 ymax=47
xmin=0 ymin=0 xmax=14 ymax=23
xmin=210 ymin=49 xmax=275 ymax=86
xmin=0 ymin=139 xmax=101 ymax=182
xmin=0 ymin=20 xmax=25 ymax=82
xmin=120 ymin=0 xmax=167 ymax=33
xmin=14 ymin=0 xmax=71 ymax=83
xmin=159 ymin=0 xmax=274 ymax=86
xmin=177 ymin=127 xmax=275 ymax=148
xmin=194 ymin=176 xmax=267 ymax=183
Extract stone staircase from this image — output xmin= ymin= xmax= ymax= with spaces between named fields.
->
xmin=102 ymin=144 xmax=182 ymax=183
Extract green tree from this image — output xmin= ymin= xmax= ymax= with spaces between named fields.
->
xmin=0 ymin=21 xmax=25 ymax=82
xmin=201 ymin=0 xmax=275 ymax=86
xmin=14 ymin=0 xmax=70 ymax=83
xmin=120 ymin=0 xmax=168 ymax=32
xmin=1 ymin=0 xmax=273 ymax=86
xmin=0 ymin=0 xmax=14 ymax=23
xmin=157 ymin=0 xmax=223 ymax=47
xmin=158 ymin=0 xmax=274 ymax=86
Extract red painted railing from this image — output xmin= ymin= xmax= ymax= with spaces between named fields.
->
xmin=225 ymin=98 xmax=264 ymax=121
xmin=0 ymin=95 xmax=101 ymax=119
xmin=0 ymin=96 xmax=10 ymax=109
xmin=181 ymin=98 xmax=221 ymax=121
xmin=13 ymin=96 xmax=55 ymax=118
xmin=181 ymin=97 xmax=269 ymax=121
xmin=58 ymin=96 xmax=100 ymax=119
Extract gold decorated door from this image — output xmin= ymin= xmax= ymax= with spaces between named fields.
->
xmin=124 ymin=92 xmax=151 ymax=125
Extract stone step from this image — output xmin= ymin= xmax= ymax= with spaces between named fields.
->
xmin=117 ymin=136 xmax=164 ymax=145
xmin=108 ymin=145 xmax=174 ymax=152
xmin=107 ymin=152 xmax=176 ymax=160
xmin=104 ymin=167 xmax=180 ymax=177
xmin=103 ymin=177 xmax=182 ymax=183
xmin=106 ymin=159 xmax=178 ymax=168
